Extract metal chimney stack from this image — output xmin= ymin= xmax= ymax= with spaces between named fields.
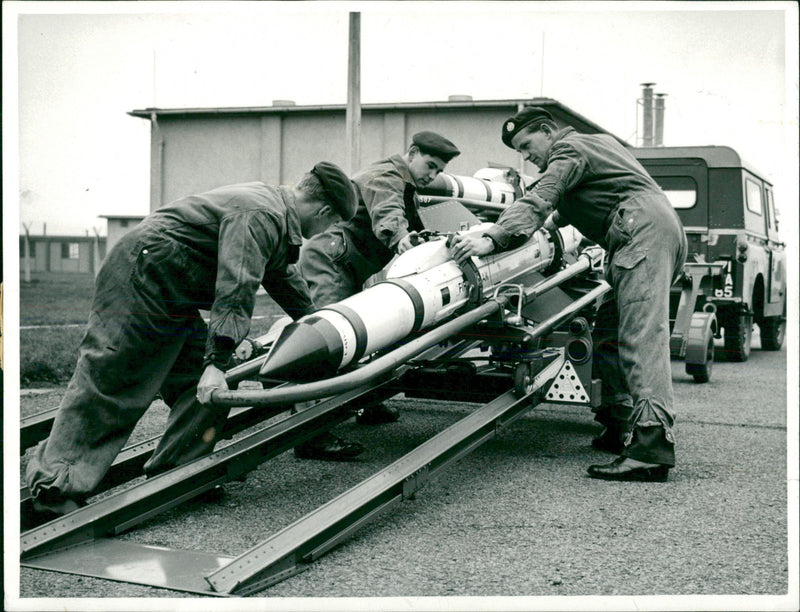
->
xmin=654 ymin=93 xmax=667 ymax=147
xmin=640 ymin=83 xmax=655 ymax=147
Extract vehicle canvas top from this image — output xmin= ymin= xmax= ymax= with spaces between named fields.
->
xmin=633 ymin=145 xmax=775 ymax=228
xmin=633 ymin=145 xmax=781 ymax=259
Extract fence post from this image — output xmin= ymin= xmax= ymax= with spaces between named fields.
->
xmin=23 ymin=222 xmax=32 ymax=283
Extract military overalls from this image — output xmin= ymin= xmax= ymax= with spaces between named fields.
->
xmin=299 ymin=154 xmax=422 ymax=307
xmin=26 ymin=183 xmax=314 ymax=505
xmin=484 ymin=127 xmax=687 ymax=466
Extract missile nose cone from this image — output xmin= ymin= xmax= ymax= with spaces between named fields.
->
xmin=258 ymin=317 xmax=343 ymax=382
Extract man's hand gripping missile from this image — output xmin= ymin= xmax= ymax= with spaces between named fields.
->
xmin=448 ymin=212 xmax=559 ymax=266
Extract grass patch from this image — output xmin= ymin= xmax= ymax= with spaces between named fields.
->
xmin=19 ymin=272 xmax=290 ymax=387
xmin=20 ymin=272 xmax=96 ymax=325
xmin=20 ymin=327 xmax=85 ymax=386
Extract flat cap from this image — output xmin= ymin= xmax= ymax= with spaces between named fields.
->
xmin=311 ymin=161 xmax=358 ymax=220
xmin=501 ymin=107 xmax=554 ymax=148
xmin=411 ymin=131 xmax=460 ymax=162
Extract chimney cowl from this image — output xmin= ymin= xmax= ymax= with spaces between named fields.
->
xmin=272 ymin=99 xmax=296 ymax=107
xmin=448 ymin=95 xmax=473 ymax=102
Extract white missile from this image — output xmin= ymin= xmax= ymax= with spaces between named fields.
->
xmin=258 ymin=225 xmax=583 ymax=382
xmin=422 ymin=171 xmax=524 ymax=204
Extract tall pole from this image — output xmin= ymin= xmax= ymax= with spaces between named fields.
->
xmin=346 ymin=12 xmax=361 ymax=175
xmin=654 ymin=93 xmax=667 ymax=147
xmin=640 ymin=82 xmax=655 ymax=147
xmin=540 ymin=32 xmax=545 ymax=96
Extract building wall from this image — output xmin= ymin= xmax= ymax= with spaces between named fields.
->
xmin=159 ymin=116 xmax=265 ymax=204
xmin=106 ymin=218 xmax=144 ymax=254
xmin=34 ymin=240 xmax=48 ymax=271
xmin=402 ymin=108 xmax=526 ymax=177
xmin=20 ymin=237 xmax=106 ymax=274
xmin=150 ymin=105 xmax=543 ymax=210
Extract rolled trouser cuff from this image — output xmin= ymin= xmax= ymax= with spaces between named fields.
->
xmin=622 ymin=425 xmax=675 ymax=466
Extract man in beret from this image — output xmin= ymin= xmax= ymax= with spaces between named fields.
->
xmin=449 ymin=106 xmax=687 ymax=482
xmin=296 ymin=131 xmax=460 ymax=460
xmin=26 ymin=163 xmax=358 ymax=519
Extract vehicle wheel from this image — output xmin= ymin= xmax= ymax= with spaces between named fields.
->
xmin=686 ymin=334 xmax=714 ymax=383
xmin=723 ymin=314 xmax=752 ymax=362
xmin=759 ymin=303 xmax=786 ymax=351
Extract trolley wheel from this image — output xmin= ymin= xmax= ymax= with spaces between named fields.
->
xmin=686 ymin=334 xmax=714 ymax=383
xmin=513 ymin=362 xmax=534 ymax=397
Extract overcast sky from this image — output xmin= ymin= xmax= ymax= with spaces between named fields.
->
xmin=3 ymin=1 xmax=797 ymax=237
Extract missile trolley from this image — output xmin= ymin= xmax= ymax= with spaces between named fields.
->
xmin=21 ymin=197 xmax=612 ymax=596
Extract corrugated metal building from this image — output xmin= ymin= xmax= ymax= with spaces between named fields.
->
xmin=127 ymin=97 xmax=625 ymax=211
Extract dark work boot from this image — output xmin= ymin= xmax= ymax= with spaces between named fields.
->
xmin=587 ymin=456 xmax=670 ymax=482
xmin=294 ymin=432 xmax=365 ymax=461
xmin=25 ymin=494 xmax=85 ymax=530
xmin=622 ymin=425 xmax=676 ymax=467
xmin=591 ymin=427 xmax=627 ymax=454
xmin=355 ymin=402 xmax=399 ymax=425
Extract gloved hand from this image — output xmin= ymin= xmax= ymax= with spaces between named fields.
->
xmin=196 ymin=364 xmax=229 ymax=405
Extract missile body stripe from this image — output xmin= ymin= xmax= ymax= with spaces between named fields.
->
xmin=379 ymin=279 xmax=425 ymax=331
xmin=305 ymin=312 xmax=355 ymax=368
xmin=453 ymin=175 xmax=465 ymax=198
xmin=322 ymin=304 xmax=369 ymax=362
xmin=301 ymin=316 xmax=346 ymax=367
xmin=484 ymin=180 xmax=493 ymax=202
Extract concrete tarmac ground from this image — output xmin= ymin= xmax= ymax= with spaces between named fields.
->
xmin=12 ymin=335 xmax=795 ymax=610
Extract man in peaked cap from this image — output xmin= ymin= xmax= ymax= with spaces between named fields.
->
xmin=26 ymin=163 xmax=357 ymax=521
xmin=449 ymin=106 xmax=687 ymax=482
xmin=295 ymin=131 xmax=460 ymax=460
xmin=500 ymin=106 xmax=555 ymax=149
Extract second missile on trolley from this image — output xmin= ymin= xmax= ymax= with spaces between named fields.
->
xmin=259 ymin=225 xmax=583 ymax=382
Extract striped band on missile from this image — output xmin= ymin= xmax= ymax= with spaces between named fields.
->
xmin=451 ymin=175 xmax=465 ymax=198
xmin=315 ymin=307 xmax=364 ymax=363
xmin=430 ymin=174 xmax=516 ymax=204
xmin=380 ymin=279 xmax=426 ymax=330
xmin=257 ymin=315 xmax=343 ymax=381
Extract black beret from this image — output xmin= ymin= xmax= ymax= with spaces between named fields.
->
xmin=411 ymin=131 xmax=460 ymax=162
xmin=311 ymin=161 xmax=358 ymax=220
xmin=501 ymin=107 xmax=554 ymax=149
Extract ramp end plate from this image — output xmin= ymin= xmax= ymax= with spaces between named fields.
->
xmin=22 ymin=538 xmax=233 ymax=596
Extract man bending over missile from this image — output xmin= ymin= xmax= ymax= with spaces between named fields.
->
xmin=449 ymin=107 xmax=687 ymax=482
xmin=25 ymin=163 xmax=358 ymax=519
xmin=295 ymin=131 xmax=460 ymax=460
